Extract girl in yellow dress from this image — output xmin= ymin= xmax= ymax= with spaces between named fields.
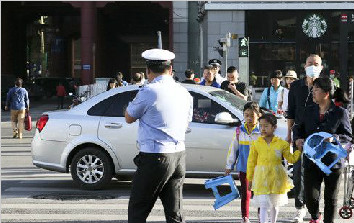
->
xmin=247 ymin=113 xmax=302 ymax=223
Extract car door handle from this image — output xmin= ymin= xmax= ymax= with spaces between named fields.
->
xmin=104 ymin=123 xmax=123 ymax=129
xmin=186 ymin=127 xmax=192 ymax=134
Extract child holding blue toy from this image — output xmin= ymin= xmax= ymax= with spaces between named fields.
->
xmin=225 ymin=101 xmax=262 ymax=223
xmin=247 ymin=113 xmax=302 ymax=223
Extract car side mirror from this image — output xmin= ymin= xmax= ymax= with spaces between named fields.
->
xmin=215 ymin=112 xmax=241 ymax=127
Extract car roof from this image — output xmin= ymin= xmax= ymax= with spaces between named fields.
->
xmin=180 ymin=83 xmax=224 ymax=93
xmin=68 ymin=83 xmax=240 ymax=116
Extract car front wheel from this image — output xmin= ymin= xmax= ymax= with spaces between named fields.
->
xmin=71 ymin=147 xmax=113 ymax=190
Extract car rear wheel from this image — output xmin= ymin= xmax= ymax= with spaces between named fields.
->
xmin=71 ymin=147 xmax=113 ymax=190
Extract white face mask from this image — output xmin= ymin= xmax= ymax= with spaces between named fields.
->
xmin=305 ymin=65 xmax=321 ymax=78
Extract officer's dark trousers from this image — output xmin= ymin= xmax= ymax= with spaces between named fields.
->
xmin=128 ymin=151 xmax=186 ymax=223
xmin=304 ymin=165 xmax=342 ymax=223
xmin=293 ymin=151 xmax=305 ymax=209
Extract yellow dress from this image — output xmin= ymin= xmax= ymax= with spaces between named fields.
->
xmin=247 ymin=136 xmax=301 ymax=207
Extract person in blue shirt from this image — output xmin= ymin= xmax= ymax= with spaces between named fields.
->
xmin=199 ymin=65 xmax=221 ymax=88
xmin=259 ymin=70 xmax=284 ymax=112
xmin=5 ymin=78 xmax=29 ymax=139
xmin=125 ymin=48 xmax=193 ymax=223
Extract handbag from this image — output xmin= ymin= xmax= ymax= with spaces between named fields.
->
xmin=25 ymin=111 xmax=32 ymax=131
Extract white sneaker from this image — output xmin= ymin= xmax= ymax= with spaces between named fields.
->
xmin=241 ymin=217 xmax=251 ymax=223
xmin=293 ymin=208 xmax=307 ymax=222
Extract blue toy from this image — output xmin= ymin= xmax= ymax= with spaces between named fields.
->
xmin=304 ymin=132 xmax=347 ymax=175
xmin=204 ymin=175 xmax=240 ymax=210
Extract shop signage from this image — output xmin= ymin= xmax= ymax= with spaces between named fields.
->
xmin=239 ymin=37 xmax=249 ymax=57
xmin=82 ymin=64 xmax=91 ymax=70
xmin=302 ymin=14 xmax=327 ymax=38
xmin=341 ymin=14 xmax=348 ymax=23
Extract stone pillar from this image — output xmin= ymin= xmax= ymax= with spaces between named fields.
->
xmin=173 ymin=1 xmax=188 ymax=80
xmin=80 ymin=1 xmax=96 ymax=85
xmin=188 ymin=2 xmax=200 ymax=75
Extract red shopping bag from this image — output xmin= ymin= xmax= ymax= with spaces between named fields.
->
xmin=25 ymin=111 xmax=32 ymax=131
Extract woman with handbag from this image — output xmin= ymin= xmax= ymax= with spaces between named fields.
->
xmin=5 ymin=78 xmax=30 ymax=139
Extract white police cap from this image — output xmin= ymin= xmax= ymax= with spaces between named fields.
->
xmin=142 ymin=49 xmax=175 ymax=61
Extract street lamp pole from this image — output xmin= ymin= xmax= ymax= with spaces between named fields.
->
xmin=40 ymin=16 xmax=46 ymax=76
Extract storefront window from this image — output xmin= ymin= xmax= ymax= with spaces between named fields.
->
xmin=247 ymin=11 xmax=297 ymax=42
xmin=250 ymin=43 xmax=296 ymax=86
xmin=247 ymin=10 xmax=354 ymax=87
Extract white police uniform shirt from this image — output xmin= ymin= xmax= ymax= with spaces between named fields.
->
xmin=127 ymin=75 xmax=193 ymax=153
xmin=215 ymin=73 xmax=226 ymax=85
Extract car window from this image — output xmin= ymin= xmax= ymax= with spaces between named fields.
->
xmin=189 ymin=91 xmax=235 ymax=124
xmin=87 ymin=95 xmax=115 ymax=116
xmin=209 ymin=90 xmax=247 ymax=111
xmin=87 ymin=90 xmax=138 ymax=117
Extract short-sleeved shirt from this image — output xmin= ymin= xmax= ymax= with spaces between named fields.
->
xmin=277 ymin=88 xmax=289 ymax=112
xmin=215 ymin=73 xmax=226 ymax=85
xmin=6 ymin=87 xmax=29 ymax=110
xmin=126 ymin=75 xmax=193 ymax=153
xmin=56 ymin=85 xmax=67 ymax=97
xmin=259 ymin=85 xmax=284 ymax=112
xmin=221 ymin=81 xmax=249 ymax=97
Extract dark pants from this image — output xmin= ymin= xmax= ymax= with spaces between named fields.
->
xmin=304 ymin=165 xmax=342 ymax=223
xmin=293 ymin=149 xmax=305 ymax=208
xmin=128 ymin=151 xmax=186 ymax=223
xmin=57 ymin=96 xmax=64 ymax=109
xmin=239 ymin=171 xmax=251 ymax=218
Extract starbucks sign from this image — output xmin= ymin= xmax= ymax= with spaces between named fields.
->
xmin=302 ymin=14 xmax=327 ymax=38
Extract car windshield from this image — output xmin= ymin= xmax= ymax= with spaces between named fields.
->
xmin=209 ymin=90 xmax=247 ymax=111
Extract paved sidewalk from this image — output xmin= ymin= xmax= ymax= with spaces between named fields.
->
xmin=1 ymin=97 xmax=72 ymax=123
xmin=1 ymin=97 xmax=73 ymax=141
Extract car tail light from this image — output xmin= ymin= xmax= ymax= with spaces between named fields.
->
xmin=36 ymin=115 xmax=49 ymax=132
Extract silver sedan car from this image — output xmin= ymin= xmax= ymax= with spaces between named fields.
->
xmin=32 ymin=84 xmax=288 ymax=190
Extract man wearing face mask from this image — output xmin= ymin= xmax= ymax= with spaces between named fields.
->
xmin=287 ymin=54 xmax=323 ymax=222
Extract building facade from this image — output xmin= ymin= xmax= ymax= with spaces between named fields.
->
xmin=1 ymin=1 xmax=354 ymax=89
xmin=2 ymin=1 xmax=172 ymax=85
xmin=192 ymin=1 xmax=354 ymax=89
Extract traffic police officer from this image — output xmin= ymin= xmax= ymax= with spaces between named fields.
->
xmin=125 ymin=48 xmax=193 ymax=223
xmin=208 ymin=59 xmax=226 ymax=85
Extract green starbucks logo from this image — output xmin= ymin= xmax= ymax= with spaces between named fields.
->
xmin=302 ymin=14 xmax=327 ymax=38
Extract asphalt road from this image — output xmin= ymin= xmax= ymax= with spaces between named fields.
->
xmin=1 ymin=98 xmax=352 ymax=223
